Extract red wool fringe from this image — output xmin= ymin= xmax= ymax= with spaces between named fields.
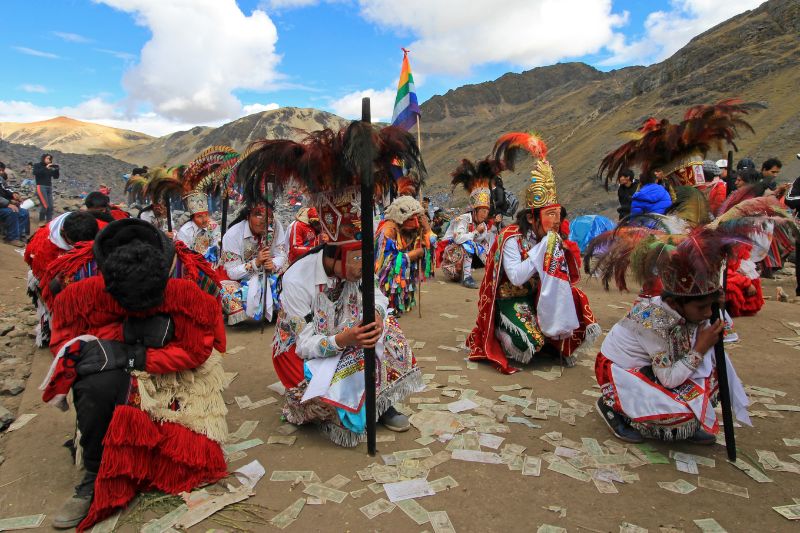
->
xmin=78 ymin=406 xmax=227 ymax=531
xmin=40 ymin=242 xmax=95 ymax=307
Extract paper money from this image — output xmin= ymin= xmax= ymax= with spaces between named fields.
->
xmin=522 ymin=456 xmax=542 ymax=476
xmin=413 ymin=341 xmax=426 ymax=349
xmin=420 ymin=451 xmax=452 ymax=470
xmin=323 ymin=474 xmax=351 ymax=489
xmin=303 ymin=483 xmax=348 ymax=503
xmin=756 ymin=449 xmax=784 ymax=470
xmin=90 ymin=512 xmax=121 ymax=533
xmin=276 ymin=423 xmax=299 ymax=436
xmin=448 ymin=398 xmax=479 ymax=413
xmin=499 ymin=394 xmax=532 ymax=408
xmin=234 ymin=395 xmax=252 ymax=409
xmin=228 ymin=420 xmax=259 ymax=442
xmin=359 ymin=498 xmax=395 ymax=519
xmin=657 ymin=479 xmax=697 ymax=494
xmin=697 ymin=477 xmax=749 ymax=498
xmin=466 ymin=361 xmax=478 ymax=370
xmin=670 ymin=451 xmax=715 ymax=468
xmin=502 ymin=443 xmax=527 ymax=456
xmin=619 ymin=523 xmax=648 ymax=533
xmin=416 ymin=436 xmax=437 ymax=446
xmin=5 ymin=413 xmax=37 ymax=432
xmin=635 ymin=443 xmax=670 ymax=464
xmin=493 ymin=383 xmax=523 ymax=392
xmin=783 ymin=438 xmax=800 ymax=446
xmin=582 ymin=389 xmax=602 ymax=398
xmin=247 ymin=397 xmax=278 ymax=409
xmin=676 ymin=459 xmax=699 ymax=475
xmin=548 ymin=460 xmax=591 ymax=482
xmin=270 ymin=498 xmax=306 ymax=529
xmin=417 ymin=356 xmax=438 ymax=362
xmin=271 ymin=471 xmax=318 ymax=482
xmin=384 ymin=478 xmax=435 ymax=502
xmin=429 ymin=511 xmax=456 ymax=533
xmin=729 ymin=458 xmax=772 ymax=483
xmin=590 ymin=472 xmax=618 ymax=494
xmin=350 ymin=488 xmax=369 ymax=498
xmin=436 ymin=365 xmax=462 ymax=371
xmin=543 ymin=505 xmax=567 ymax=518
xmin=267 ymin=381 xmax=286 ymax=395
xmin=367 ymin=482 xmax=384 ymax=494
xmin=267 ymin=435 xmax=296 ymax=446
xmin=439 ymin=313 xmax=459 ymax=319
xmin=429 ymin=475 xmax=459 ymax=492
xmin=223 ymin=438 xmax=264 ymax=454
xmin=397 ymin=498 xmax=430 ymax=525
xmin=0 ymin=514 xmax=47 ymax=530
xmin=438 ymin=345 xmax=461 ymax=352
xmin=773 ymin=504 xmax=800 ymax=520
xmin=478 ymin=433 xmax=505 ymax=449
xmin=692 ymin=518 xmax=728 ymax=532
xmin=748 ymin=385 xmax=787 ymax=397
xmin=452 ymin=449 xmax=503 ymax=463
xmin=371 ymin=465 xmax=400 ymax=484
xmin=411 ymin=397 xmax=440 ymax=404
xmin=559 ymin=410 xmax=576 ymax=425
xmin=537 ymin=525 xmax=567 ymax=533
xmin=508 ymin=416 xmax=541 ymax=429
xmin=394 ymin=448 xmax=433 ymax=461
xmin=582 ymin=438 xmax=604 ymax=457
xmin=175 ymin=486 xmax=252 ymax=529
xmin=766 ymin=404 xmax=800 ymax=412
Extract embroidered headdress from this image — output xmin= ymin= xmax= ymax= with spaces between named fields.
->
xmin=491 ymin=132 xmax=553 ymax=210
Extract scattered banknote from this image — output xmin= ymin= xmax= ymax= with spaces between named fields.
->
xmin=397 ymin=498 xmax=430 ymax=525
xmin=548 ymin=460 xmax=591 ymax=482
xmin=582 ymin=438 xmax=604 ymax=457
xmin=5 ymin=413 xmax=37 ymax=433
xmin=383 ymin=478 xmax=435 ymax=502
xmin=267 ymin=435 xmax=296 ymax=446
xmin=499 ymin=394 xmax=531 ymax=408
xmin=271 ymin=471 xmax=318 ymax=482
xmin=222 ymin=371 xmax=238 ymax=387
xmin=228 ymin=420 xmax=259 ymax=442
xmin=420 ymin=451 xmax=452 ymax=470
xmin=223 ymin=438 xmax=264 ymax=454
xmin=275 ymin=423 xmax=299 ymax=436
xmin=452 ymin=449 xmax=503 ymax=464
xmin=350 ymin=488 xmax=369 ymax=499
xmin=773 ymin=504 xmax=800 ymax=520
xmin=670 ymin=451 xmax=715 ymax=468
xmin=438 ymin=345 xmax=461 ymax=352
xmin=270 ymin=498 xmax=305 ymax=529
xmin=508 ymin=416 xmax=541 ymax=429
xmin=537 ymin=525 xmax=567 ymax=533
xmin=591 ymin=473 xmax=618 ymax=494
xmin=448 ymin=398 xmax=479 ymax=413
xmin=492 ymin=384 xmax=523 ymax=392
xmin=582 ymin=389 xmax=602 ymax=398
xmin=429 ymin=511 xmax=456 ymax=533
xmin=248 ymin=397 xmax=278 ymax=409
xmin=141 ymin=505 xmax=188 ymax=533
xmin=323 ymin=474 xmax=351 ymax=489
xmin=395 ymin=448 xmax=433 ymax=461
xmin=657 ymin=479 xmax=697 ymax=494
xmin=175 ymin=486 xmax=252 ymax=529
xmin=416 ymin=436 xmax=437 ymax=446
xmin=619 ymin=522 xmax=647 ymax=532
xmin=413 ymin=341 xmax=426 ymax=349
xmin=436 ymin=365 xmax=462 ymax=371
xmin=542 ymin=505 xmax=567 ymax=518
xmin=359 ymin=498 xmax=395 ymax=519
xmin=635 ymin=443 xmax=670 ymax=464
xmin=675 ymin=458 xmax=699 ymax=475
xmin=697 ymin=477 xmax=749 ymax=498
xmin=371 ymin=465 xmax=400 ymax=484
xmin=367 ymin=482 xmax=384 ymax=494
xmin=693 ymin=518 xmax=728 ymax=532
xmin=267 ymin=381 xmax=286 ymax=395
xmin=747 ymin=385 xmax=786 ymax=397
xmin=756 ymin=449 xmax=784 ymax=470
xmin=729 ymin=458 xmax=772 ymax=483
xmin=522 ymin=456 xmax=542 ymax=477
xmin=0 ymin=514 xmax=47 ymax=530
xmin=429 ymin=475 xmax=459 ymax=492
xmin=411 ymin=397 xmax=441 ymax=404
xmin=439 ymin=313 xmax=459 ymax=319
xmin=417 ymin=356 xmax=438 ymax=362
xmin=90 ymin=512 xmax=121 ymax=533
xmin=532 ymin=370 xmax=558 ymax=381
xmin=453 ymin=327 xmax=472 ymax=333
xmin=226 ymin=345 xmax=246 ymax=354
xmin=303 ymin=483 xmax=348 ymax=503
xmin=767 ymin=405 xmax=800 ymax=412
xmin=783 ymin=438 xmax=800 ymax=447
xmin=466 ymin=361 xmax=478 ymax=370
xmin=478 ymin=433 xmax=505 ymax=449
xmin=234 ymin=395 xmax=252 ymax=409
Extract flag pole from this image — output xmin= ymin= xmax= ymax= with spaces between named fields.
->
xmin=416 ymin=114 xmax=423 ymax=319
xmin=360 ymin=97 xmax=378 ymax=456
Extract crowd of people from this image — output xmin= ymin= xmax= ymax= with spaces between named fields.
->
xmin=4 ymin=99 xmax=799 ymax=530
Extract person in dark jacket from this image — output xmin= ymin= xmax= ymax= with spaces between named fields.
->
xmin=630 ymin=171 xmax=671 ymax=215
xmin=785 ymin=174 xmax=800 ymax=296
xmin=489 ymin=176 xmax=507 ymax=217
xmin=33 ymin=153 xmax=59 ymax=222
xmin=0 ymin=162 xmax=30 ymax=246
xmin=616 ymin=169 xmax=637 ymax=220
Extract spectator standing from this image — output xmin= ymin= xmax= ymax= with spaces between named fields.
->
xmin=0 ymin=162 xmax=30 ymax=246
xmin=630 ymin=171 xmax=672 ymax=215
xmin=489 ymin=176 xmax=507 ymax=219
xmin=33 ymin=153 xmax=59 ymax=222
xmin=616 ymin=169 xmax=637 ymax=220
xmin=760 ymin=157 xmax=782 ymax=191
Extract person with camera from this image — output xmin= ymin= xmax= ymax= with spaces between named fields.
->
xmin=33 ymin=153 xmax=59 ymax=222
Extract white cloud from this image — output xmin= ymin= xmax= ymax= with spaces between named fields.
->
xmin=95 ymin=0 xmax=282 ymax=122
xmin=13 ymin=46 xmax=59 ymax=59
xmin=328 ymin=88 xmax=395 ymax=122
xmin=601 ymin=0 xmax=763 ymax=66
xmin=265 ymin=0 xmax=319 ymax=8
xmin=19 ymin=84 xmax=48 ymax=94
xmin=53 ymin=31 xmax=92 ymax=43
xmin=242 ymin=102 xmax=281 ymax=115
xmin=356 ymin=0 xmax=627 ymax=76
xmin=95 ymin=48 xmax=137 ymax=61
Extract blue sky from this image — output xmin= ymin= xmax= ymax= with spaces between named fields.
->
xmin=0 ymin=0 xmax=762 ymax=136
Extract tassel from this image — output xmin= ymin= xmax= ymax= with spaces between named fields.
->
xmin=102 ymin=405 xmax=161 ymax=448
xmin=77 ymin=476 xmax=137 ymax=531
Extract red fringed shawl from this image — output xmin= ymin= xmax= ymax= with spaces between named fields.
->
xmin=24 ymin=224 xmax=66 ymax=282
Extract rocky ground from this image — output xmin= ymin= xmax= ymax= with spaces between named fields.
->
xmin=0 ymin=232 xmax=799 ymax=532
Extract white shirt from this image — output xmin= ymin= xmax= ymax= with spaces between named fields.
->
xmin=444 ymin=212 xmax=491 ymax=246
xmin=176 ymin=219 xmax=219 ymax=255
xmin=221 ymin=218 xmax=286 ymax=281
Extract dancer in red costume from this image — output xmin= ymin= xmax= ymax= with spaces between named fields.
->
xmin=468 ymin=133 xmax=600 ymax=374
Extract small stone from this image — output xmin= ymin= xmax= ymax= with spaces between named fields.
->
xmin=0 ymin=324 xmax=14 ymax=337
xmin=1 ymin=378 xmax=25 ymax=396
xmin=0 ymin=403 xmax=14 ymax=430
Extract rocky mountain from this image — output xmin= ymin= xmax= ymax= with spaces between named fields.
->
xmin=112 ymin=107 xmax=351 ymax=166
xmin=0 ymin=116 xmax=151 ymax=157
xmin=417 ymin=0 xmax=800 ymax=214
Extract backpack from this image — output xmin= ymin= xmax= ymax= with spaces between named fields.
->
xmin=502 ymin=190 xmax=519 ymax=217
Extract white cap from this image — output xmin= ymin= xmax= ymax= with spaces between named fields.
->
xmin=715 ymin=159 xmax=728 ymax=168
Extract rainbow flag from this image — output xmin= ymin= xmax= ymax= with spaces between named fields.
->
xmin=391 ymin=49 xmax=421 ymax=131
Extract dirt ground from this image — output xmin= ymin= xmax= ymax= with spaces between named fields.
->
xmin=1 ymin=242 xmax=799 ymax=533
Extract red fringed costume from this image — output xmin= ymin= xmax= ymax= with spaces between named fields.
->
xmin=42 ymin=244 xmax=226 ymax=531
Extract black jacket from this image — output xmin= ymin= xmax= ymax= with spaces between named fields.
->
xmin=0 ymin=177 xmax=15 ymax=208
xmin=490 ymin=185 xmax=506 ymax=216
xmin=616 ymin=181 xmax=637 ymax=219
xmin=33 ymin=162 xmax=59 ymax=187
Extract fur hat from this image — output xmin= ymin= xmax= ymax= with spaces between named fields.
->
xmin=384 ymin=195 xmax=424 ymax=225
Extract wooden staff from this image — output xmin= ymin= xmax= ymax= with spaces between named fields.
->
xmin=261 ymin=182 xmax=274 ymax=334
xmin=712 ymin=264 xmax=736 ymax=461
xmin=416 ymin=114 xmax=424 ymax=318
xmin=360 ymin=97 xmax=378 ymax=456
xmin=165 ymin=196 xmax=173 ymax=233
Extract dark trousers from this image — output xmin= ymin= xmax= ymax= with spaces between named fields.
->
xmin=0 ymin=207 xmax=29 ymax=241
xmin=796 ymin=237 xmax=799 ymax=296
xmin=36 ymin=185 xmax=53 ymax=222
xmin=73 ymin=369 xmax=130 ymax=473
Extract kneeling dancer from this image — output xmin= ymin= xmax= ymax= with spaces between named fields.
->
xmin=43 ymin=219 xmax=228 ymax=530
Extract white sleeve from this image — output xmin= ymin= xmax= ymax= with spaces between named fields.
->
xmin=222 ymin=229 xmax=255 ymax=281
xmin=452 ymin=216 xmax=475 ymax=245
xmin=642 ymin=326 xmax=705 ymax=389
xmin=271 ymin=218 xmax=288 ymax=272
xmin=529 ymin=232 xmax=580 ymax=339
xmin=501 ymin=235 xmax=538 ymax=286
xmin=281 ymin=274 xmax=340 ymax=360
xmin=176 ymin=222 xmax=194 ymax=247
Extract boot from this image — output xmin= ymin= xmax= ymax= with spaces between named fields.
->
xmin=595 ymin=398 xmax=644 ymax=443
xmin=379 ymin=406 xmax=410 ymax=432
xmin=52 ymin=471 xmax=95 ymax=529
xmin=462 ymin=276 xmax=478 ymax=289
xmin=687 ymin=427 xmax=716 ymax=445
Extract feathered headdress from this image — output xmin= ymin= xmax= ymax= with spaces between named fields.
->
xmin=234 ymin=122 xmax=426 ymax=242
xmin=598 ymin=99 xmax=765 ymax=189
xmin=450 ymin=158 xmax=497 ymax=209
xmin=492 ymin=132 xmax=555 ymax=210
xmin=124 ymin=174 xmax=151 ymax=206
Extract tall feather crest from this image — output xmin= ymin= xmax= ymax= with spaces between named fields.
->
xmin=666 ymin=186 xmax=711 ymax=228
xmin=492 ymin=132 xmax=548 ymax=171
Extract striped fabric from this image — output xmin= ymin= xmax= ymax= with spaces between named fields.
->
xmin=391 ymin=49 xmax=421 ymax=131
